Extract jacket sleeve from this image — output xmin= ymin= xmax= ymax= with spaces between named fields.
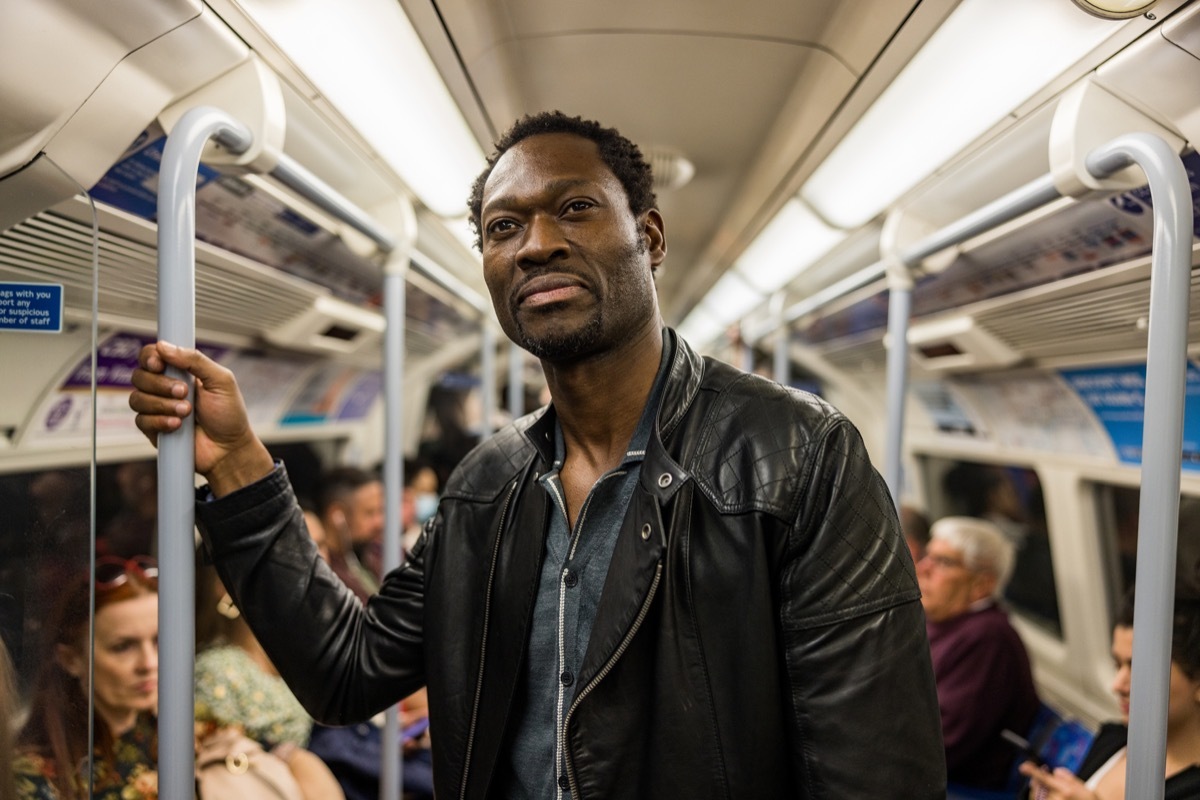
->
xmin=778 ymin=418 xmax=946 ymax=798
xmin=195 ymin=465 xmax=427 ymax=724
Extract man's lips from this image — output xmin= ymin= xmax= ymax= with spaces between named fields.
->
xmin=516 ymin=275 xmax=587 ymax=307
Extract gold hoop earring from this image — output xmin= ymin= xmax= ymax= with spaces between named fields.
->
xmin=216 ymin=593 xmax=240 ymax=620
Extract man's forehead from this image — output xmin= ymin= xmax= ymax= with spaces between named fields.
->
xmin=483 ymin=133 xmax=616 ymax=205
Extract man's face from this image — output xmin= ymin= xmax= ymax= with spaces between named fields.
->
xmin=344 ymin=481 xmax=385 ymax=547
xmin=479 ymin=133 xmax=665 ymax=362
xmin=916 ymin=540 xmax=994 ymax=623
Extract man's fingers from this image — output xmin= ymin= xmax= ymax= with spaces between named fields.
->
xmin=152 ymin=341 xmax=232 ymax=391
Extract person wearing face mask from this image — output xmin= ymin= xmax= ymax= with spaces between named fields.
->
xmin=402 ymin=459 xmax=441 ymax=558
xmin=14 ymin=557 xmax=159 ymax=800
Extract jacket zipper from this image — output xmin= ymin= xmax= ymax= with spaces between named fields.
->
xmin=562 ymin=561 xmax=663 ymax=799
xmin=459 ymin=478 xmax=520 ymax=800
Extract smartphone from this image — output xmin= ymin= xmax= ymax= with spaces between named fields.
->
xmin=1001 ymin=728 xmax=1046 ymax=767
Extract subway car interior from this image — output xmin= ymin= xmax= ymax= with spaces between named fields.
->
xmin=2 ymin=0 xmax=1200 ymax=797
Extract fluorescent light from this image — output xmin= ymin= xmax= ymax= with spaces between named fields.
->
xmin=677 ymin=306 xmax=728 ymax=349
xmin=236 ymin=0 xmax=485 ymax=217
xmin=734 ymin=200 xmax=845 ymax=294
xmin=701 ymin=272 xmax=764 ymax=325
xmin=801 ymin=0 xmax=1118 ymax=228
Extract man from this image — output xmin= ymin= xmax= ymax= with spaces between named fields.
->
xmin=316 ymin=465 xmax=385 ymax=600
xmin=918 ymin=515 xmax=1039 ymax=790
xmin=130 ymin=112 xmax=944 ymax=798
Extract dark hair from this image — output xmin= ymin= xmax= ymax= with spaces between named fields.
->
xmin=18 ymin=569 xmax=158 ymax=800
xmin=942 ymin=462 xmax=1005 ymax=518
xmin=315 ymin=466 xmax=381 ymax=518
xmin=1116 ymin=588 xmax=1200 ymax=681
xmin=467 ymin=111 xmax=658 ymax=251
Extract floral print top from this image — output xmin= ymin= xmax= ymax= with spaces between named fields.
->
xmin=14 ymin=712 xmax=158 ymax=799
xmin=193 ymin=645 xmax=311 ymax=748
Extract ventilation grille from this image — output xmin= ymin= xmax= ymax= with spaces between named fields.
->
xmin=974 ymin=268 xmax=1200 ymax=361
xmin=0 ymin=210 xmax=318 ymax=336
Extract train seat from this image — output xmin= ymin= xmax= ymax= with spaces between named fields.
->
xmin=946 ymin=703 xmax=1095 ymax=800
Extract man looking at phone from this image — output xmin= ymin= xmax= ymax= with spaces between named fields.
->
xmin=919 ymin=516 xmax=1040 ymax=789
xmin=130 ymin=111 xmax=945 ymax=798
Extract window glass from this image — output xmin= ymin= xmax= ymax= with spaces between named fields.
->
xmin=1094 ymin=485 xmax=1200 ymax=628
xmin=925 ymin=458 xmax=1062 ymax=637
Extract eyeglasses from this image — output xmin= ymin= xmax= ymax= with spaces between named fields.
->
xmin=96 ymin=555 xmax=158 ymax=591
xmin=920 ymin=553 xmax=970 ymax=572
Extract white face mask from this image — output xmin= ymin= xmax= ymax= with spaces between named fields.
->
xmin=415 ymin=493 xmax=439 ymax=525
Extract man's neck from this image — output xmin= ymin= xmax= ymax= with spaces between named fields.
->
xmin=542 ymin=320 xmax=664 ymax=475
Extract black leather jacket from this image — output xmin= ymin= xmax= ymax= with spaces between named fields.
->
xmin=198 ymin=330 xmax=945 ymax=799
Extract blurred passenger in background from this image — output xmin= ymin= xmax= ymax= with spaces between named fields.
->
xmin=14 ymin=557 xmax=159 ymax=800
xmin=315 ymin=467 xmax=383 ymax=603
xmin=98 ymin=461 xmax=156 ymax=559
xmin=901 ymin=504 xmax=932 ymax=564
xmin=920 ymin=516 xmax=1039 ymax=790
xmin=943 ymin=461 xmax=1027 ymax=547
xmin=401 ymin=458 xmax=440 ymax=558
xmin=1 ymin=636 xmax=17 ymax=800
xmin=195 ymin=561 xmax=344 ymax=800
xmin=1020 ymin=592 xmax=1200 ymax=799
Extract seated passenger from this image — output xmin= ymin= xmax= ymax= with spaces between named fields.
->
xmin=195 ymin=561 xmax=344 ymax=800
xmin=315 ymin=467 xmax=383 ymax=603
xmin=919 ymin=516 xmax=1040 ymax=789
xmin=1020 ymin=592 xmax=1200 ymax=799
xmin=14 ymin=557 xmax=159 ymax=800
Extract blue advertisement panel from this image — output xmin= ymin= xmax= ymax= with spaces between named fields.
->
xmin=1059 ymin=362 xmax=1200 ymax=470
xmin=0 ymin=282 xmax=62 ymax=332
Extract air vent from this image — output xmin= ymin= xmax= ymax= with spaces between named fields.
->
xmin=263 ymin=294 xmax=384 ymax=355
xmin=644 ymin=146 xmax=695 ymax=191
xmin=906 ymin=315 xmax=1021 ymax=373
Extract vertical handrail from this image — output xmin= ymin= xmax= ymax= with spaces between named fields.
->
xmin=509 ymin=341 xmax=525 ymax=418
xmin=1083 ymin=134 xmax=1194 ymax=800
xmin=481 ymin=325 xmax=497 ymax=438
xmin=156 ymin=106 xmax=253 ymax=800
xmin=882 ymin=284 xmax=913 ymax=505
xmin=381 ymin=256 xmax=407 ymax=800
xmin=880 ymin=173 xmax=1063 ymax=505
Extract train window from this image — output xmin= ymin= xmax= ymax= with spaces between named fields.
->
xmin=1093 ymin=485 xmax=1200 ymax=629
xmin=924 ymin=458 xmax=1062 ymax=637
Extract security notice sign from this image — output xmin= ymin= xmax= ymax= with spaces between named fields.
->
xmin=0 ymin=282 xmax=63 ymax=332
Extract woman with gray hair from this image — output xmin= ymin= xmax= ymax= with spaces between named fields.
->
xmin=920 ymin=516 xmax=1040 ymax=791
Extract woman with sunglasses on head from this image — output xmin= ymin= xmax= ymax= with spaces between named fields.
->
xmin=13 ymin=556 xmax=159 ymax=800
xmin=1020 ymin=591 xmax=1200 ymax=800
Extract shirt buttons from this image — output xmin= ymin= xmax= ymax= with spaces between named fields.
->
xmin=658 ymin=472 xmax=673 ymax=488
xmin=563 ymin=570 xmax=578 ymax=588
xmin=560 ymin=671 xmax=574 ymax=687
xmin=641 ymin=523 xmax=652 ymax=541
xmin=558 ymin=776 xmax=570 ymax=790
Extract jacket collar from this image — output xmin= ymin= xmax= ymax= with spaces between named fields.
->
xmin=523 ymin=327 xmax=704 ymax=463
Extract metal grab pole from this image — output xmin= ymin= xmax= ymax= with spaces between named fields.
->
xmin=880 ymin=174 xmax=1064 ymax=505
xmin=156 ymin=106 xmax=252 ymax=800
xmin=509 ymin=341 xmax=525 ymax=418
xmin=381 ymin=256 xmax=407 ymax=800
xmin=882 ymin=283 xmax=912 ymax=506
xmin=481 ymin=325 xmax=497 ymax=439
xmin=1083 ymin=134 xmax=1194 ymax=800
xmin=272 ymin=155 xmax=396 ymax=252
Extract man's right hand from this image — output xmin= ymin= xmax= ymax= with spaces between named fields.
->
xmin=129 ymin=341 xmax=274 ymax=498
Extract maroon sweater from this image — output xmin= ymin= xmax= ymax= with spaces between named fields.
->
xmin=928 ymin=602 xmax=1040 ymax=789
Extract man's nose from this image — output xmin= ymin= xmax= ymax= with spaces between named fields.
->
xmin=517 ymin=213 xmax=568 ymax=267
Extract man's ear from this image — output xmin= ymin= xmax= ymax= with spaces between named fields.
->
xmin=972 ymin=572 xmax=999 ymax=603
xmin=56 ymin=642 xmax=84 ymax=680
xmin=642 ymin=209 xmax=666 ymax=271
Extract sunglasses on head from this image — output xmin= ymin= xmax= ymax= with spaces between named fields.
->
xmin=95 ymin=555 xmax=158 ymax=591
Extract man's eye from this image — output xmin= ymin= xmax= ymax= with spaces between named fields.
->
xmin=564 ymin=200 xmax=593 ymax=213
xmin=487 ymin=219 xmax=516 ymax=235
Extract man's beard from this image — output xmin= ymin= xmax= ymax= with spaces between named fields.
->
xmin=512 ymin=303 xmax=604 ymax=361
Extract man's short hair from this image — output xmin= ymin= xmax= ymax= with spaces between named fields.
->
xmin=316 ymin=466 xmax=380 ymax=517
xmin=467 ymin=111 xmax=658 ymax=251
xmin=930 ymin=516 xmax=1016 ymax=597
